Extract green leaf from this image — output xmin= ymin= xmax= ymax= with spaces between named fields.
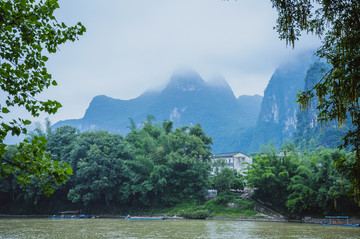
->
xmin=23 ymin=119 xmax=32 ymax=125
xmin=2 ymin=108 xmax=10 ymax=114
xmin=65 ymin=167 xmax=73 ymax=176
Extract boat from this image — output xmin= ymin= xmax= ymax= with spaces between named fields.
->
xmin=321 ymin=216 xmax=360 ymax=227
xmin=52 ymin=210 xmax=93 ymax=219
xmin=125 ymin=216 xmax=167 ymax=220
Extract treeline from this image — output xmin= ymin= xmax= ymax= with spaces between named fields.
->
xmin=0 ymin=117 xmax=214 ymax=213
xmin=246 ymin=142 xmax=360 ymax=216
xmin=1 ymin=118 xmax=359 ymax=217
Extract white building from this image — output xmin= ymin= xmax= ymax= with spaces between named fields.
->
xmin=211 ymin=152 xmax=252 ymax=175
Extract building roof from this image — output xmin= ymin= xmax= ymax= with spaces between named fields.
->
xmin=214 ymin=152 xmax=250 ymax=158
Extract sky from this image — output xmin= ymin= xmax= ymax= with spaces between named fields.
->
xmin=37 ymin=0 xmax=320 ymax=125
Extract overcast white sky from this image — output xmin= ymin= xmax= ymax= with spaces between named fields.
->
xmin=38 ymin=0 xmax=320 ymax=124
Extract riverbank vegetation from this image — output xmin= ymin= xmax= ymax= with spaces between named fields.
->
xmin=0 ymin=118 xmax=213 ymax=214
xmin=153 ymin=196 xmax=257 ymax=219
xmin=0 ymin=118 xmax=359 ymax=218
xmin=247 ymin=142 xmax=360 ymax=217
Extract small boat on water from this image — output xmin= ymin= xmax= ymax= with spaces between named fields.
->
xmin=322 ymin=216 xmax=359 ymax=227
xmin=125 ymin=216 xmax=167 ymax=220
xmin=52 ymin=210 xmax=93 ymax=219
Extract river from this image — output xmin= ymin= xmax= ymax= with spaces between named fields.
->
xmin=0 ymin=218 xmax=359 ymax=238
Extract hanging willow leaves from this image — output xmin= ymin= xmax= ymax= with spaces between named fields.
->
xmin=270 ymin=0 xmax=360 ymax=203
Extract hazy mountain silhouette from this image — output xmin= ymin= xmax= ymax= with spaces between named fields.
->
xmin=54 ymin=69 xmax=262 ymax=153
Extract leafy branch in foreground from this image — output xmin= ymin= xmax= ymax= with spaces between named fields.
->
xmin=270 ymin=0 xmax=360 ymax=203
xmin=0 ymin=0 xmax=85 ymax=195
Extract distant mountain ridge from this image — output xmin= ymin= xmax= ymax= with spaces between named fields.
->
xmin=54 ymin=69 xmax=263 ymax=153
xmin=249 ymin=52 xmax=313 ymax=151
xmin=55 ymin=52 xmax=346 ymax=154
xmin=250 ymin=52 xmax=348 ymax=152
xmin=292 ymin=62 xmax=348 ymax=149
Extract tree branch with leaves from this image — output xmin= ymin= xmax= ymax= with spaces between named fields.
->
xmin=0 ymin=0 xmax=85 ymax=195
xmin=270 ymin=0 xmax=360 ymax=202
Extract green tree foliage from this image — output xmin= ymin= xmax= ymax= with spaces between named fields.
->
xmin=125 ymin=118 xmax=212 ymax=206
xmin=270 ymin=0 xmax=360 ymax=202
xmin=286 ymin=149 xmax=355 ymax=214
xmin=67 ymin=131 xmax=132 ymax=206
xmin=246 ymin=144 xmax=296 ymax=210
xmin=0 ymin=0 xmax=85 ymax=194
xmin=212 ymin=167 xmax=244 ymax=193
xmin=247 ymin=143 xmax=358 ymax=215
xmin=0 ymin=118 xmax=214 ymax=212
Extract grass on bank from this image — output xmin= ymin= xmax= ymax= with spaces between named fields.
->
xmin=1 ymin=192 xmax=261 ymax=219
xmin=152 ymin=195 xmax=260 ymax=219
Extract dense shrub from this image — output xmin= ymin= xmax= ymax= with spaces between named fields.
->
xmin=213 ymin=192 xmax=236 ymax=205
xmin=178 ymin=208 xmax=210 ymax=219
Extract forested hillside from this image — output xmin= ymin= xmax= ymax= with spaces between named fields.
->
xmin=0 ymin=120 xmax=213 ymax=213
xmin=2 ymin=121 xmax=359 ymax=217
xmin=246 ymin=143 xmax=360 ymax=216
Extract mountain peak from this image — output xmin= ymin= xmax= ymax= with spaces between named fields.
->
xmin=207 ymin=74 xmax=227 ymax=86
xmin=167 ymin=68 xmax=205 ymax=91
xmin=207 ymin=74 xmax=233 ymax=91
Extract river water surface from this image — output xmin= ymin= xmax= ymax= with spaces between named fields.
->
xmin=0 ymin=218 xmax=359 ymax=238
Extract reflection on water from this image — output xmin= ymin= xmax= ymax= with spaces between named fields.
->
xmin=0 ymin=218 xmax=359 ymax=239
